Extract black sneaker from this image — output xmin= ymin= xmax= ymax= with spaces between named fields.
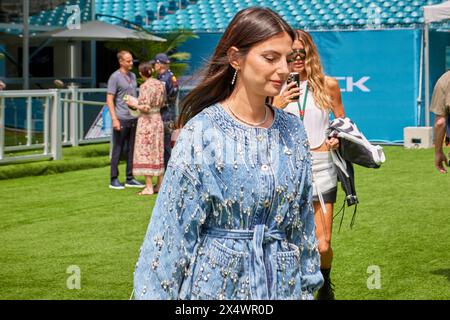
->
xmin=316 ymin=276 xmax=335 ymax=300
xmin=109 ymin=179 xmax=125 ymax=190
xmin=125 ymin=179 xmax=145 ymax=188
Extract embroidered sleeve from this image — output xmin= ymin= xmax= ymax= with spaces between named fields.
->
xmin=133 ymin=123 xmax=208 ymax=299
xmin=296 ymin=156 xmax=323 ymax=295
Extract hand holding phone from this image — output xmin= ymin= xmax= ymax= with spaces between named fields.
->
xmin=286 ymin=72 xmax=300 ymax=101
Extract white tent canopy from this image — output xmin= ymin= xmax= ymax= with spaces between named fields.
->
xmin=35 ymin=20 xmax=166 ymax=84
xmin=424 ymin=1 xmax=450 ymax=23
xmin=44 ymin=20 xmax=166 ymax=42
xmin=422 ymin=1 xmax=450 ymax=126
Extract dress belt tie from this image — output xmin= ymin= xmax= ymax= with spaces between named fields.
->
xmin=147 ymin=108 xmax=161 ymax=114
xmin=205 ymin=224 xmax=285 ymax=299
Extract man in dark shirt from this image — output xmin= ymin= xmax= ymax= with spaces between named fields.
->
xmin=106 ymin=50 xmax=144 ymax=189
xmin=152 ymin=53 xmax=179 ymax=169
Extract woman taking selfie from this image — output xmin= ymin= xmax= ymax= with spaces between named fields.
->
xmin=133 ymin=8 xmax=323 ymax=300
xmin=273 ymin=30 xmax=346 ymax=300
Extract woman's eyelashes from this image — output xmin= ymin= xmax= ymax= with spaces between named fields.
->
xmin=264 ymin=55 xmax=276 ymax=62
xmin=263 ymin=54 xmax=291 ymax=65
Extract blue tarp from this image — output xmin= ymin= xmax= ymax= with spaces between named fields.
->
xmin=312 ymin=29 xmax=421 ymax=143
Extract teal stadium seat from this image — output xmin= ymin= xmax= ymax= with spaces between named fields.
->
xmin=43 ymin=0 xmax=435 ymax=33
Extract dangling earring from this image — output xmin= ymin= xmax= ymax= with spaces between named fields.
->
xmin=231 ymin=69 xmax=238 ymax=85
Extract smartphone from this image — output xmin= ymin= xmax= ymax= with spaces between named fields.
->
xmin=286 ymin=72 xmax=300 ymax=101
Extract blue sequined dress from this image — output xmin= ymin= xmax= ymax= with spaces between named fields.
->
xmin=133 ymin=104 xmax=323 ymax=300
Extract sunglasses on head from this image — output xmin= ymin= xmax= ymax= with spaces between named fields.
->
xmin=287 ymin=49 xmax=306 ymax=62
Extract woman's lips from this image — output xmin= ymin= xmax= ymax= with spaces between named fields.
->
xmin=270 ymin=80 xmax=283 ymax=87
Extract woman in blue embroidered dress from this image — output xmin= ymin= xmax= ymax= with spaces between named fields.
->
xmin=133 ymin=7 xmax=323 ymax=300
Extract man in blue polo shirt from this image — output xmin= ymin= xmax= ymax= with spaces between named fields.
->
xmin=106 ymin=50 xmax=144 ymax=189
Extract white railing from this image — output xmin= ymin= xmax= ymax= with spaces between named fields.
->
xmin=0 ymin=85 xmax=187 ymax=164
xmin=59 ymin=86 xmax=110 ymax=147
xmin=0 ymin=89 xmax=61 ymax=163
xmin=0 ymin=86 xmax=110 ymax=164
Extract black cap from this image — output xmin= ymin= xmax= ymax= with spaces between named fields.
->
xmin=154 ymin=53 xmax=170 ymax=64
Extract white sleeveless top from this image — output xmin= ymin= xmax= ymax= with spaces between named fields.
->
xmin=283 ymin=80 xmax=330 ymax=149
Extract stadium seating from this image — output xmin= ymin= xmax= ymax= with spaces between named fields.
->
xmin=28 ymin=0 xmax=92 ymax=27
xmin=13 ymin=0 xmax=446 ymax=33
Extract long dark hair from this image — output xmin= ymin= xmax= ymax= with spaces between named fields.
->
xmin=178 ymin=7 xmax=295 ymax=126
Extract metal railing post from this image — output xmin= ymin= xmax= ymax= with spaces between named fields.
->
xmin=69 ymin=84 xmax=79 ymax=146
xmin=0 ymin=96 xmax=4 ymax=160
xmin=63 ymin=91 xmax=69 ymax=143
xmin=26 ymin=96 xmax=32 ymax=146
xmin=51 ymin=89 xmax=62 ymax=160
xmin=43 ymin=96 xmax=50 ymax=155
xmin=79 ymin=91 xmax=84 ymax=141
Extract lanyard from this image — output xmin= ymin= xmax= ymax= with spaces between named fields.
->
xmin=296 ymin=83 xmax=308 ymax=121
xmin=122 ymin=72 xmax=134 ymax=88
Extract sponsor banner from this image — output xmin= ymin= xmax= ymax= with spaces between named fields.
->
xmin=312 ymin=29 xmax=421 ymax=142
xmin=181 ymin=30 xmax=422 ymax=143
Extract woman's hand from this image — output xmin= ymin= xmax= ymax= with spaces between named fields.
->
xmin=125 ymin=100 xmax=137 ymax=109
xmin=136 ymin=104 xmax=150 ymax=113
xmin=326 ymin=137 xmax=340 ymax=150
xmin=272 ymin=82 xmax=301 ymax=109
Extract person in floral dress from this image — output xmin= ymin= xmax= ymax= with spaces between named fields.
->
xmin=126 ymin=62 xmax=166 ymax=195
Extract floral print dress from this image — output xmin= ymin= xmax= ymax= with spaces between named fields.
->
xmin=133 ymin=78 xmax=166 ymax=176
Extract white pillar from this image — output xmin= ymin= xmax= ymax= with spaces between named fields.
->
xmin=424 ymin=23 xmax=430 ymax=127
xmin=51 ymin=90 xmax=62 ymax=160
xmin=23 ymin=0 xmax=30 ymax=89
xmin=68 ymin=83 xmax=79 ymax=146
xmin=69 ymin=41 xmax=77 ymax=79
xmin=91 ymin=0 xmax=97 ymax=88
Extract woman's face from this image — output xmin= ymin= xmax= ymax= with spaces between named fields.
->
xmin=237 ymin=31 xmax=292 ymax=97
xmin=289 ymin=39 xmax=306 ymax=74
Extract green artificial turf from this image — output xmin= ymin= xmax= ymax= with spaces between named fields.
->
xmin=0 ymin=164 xmax=152 ymax=300
xmin=332 ymin=146 xmax=450 ymax=299
xmin=0 ymin=146 xmax=449 ymax=300
xmin=0 ymin=143 xmax=111 ymax=180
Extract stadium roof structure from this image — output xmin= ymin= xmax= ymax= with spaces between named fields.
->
xmin=39 ymin=20 xmax=166 ymax=42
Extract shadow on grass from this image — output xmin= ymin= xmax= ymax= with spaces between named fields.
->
xmin=431 ymin=269 xmax=450 ymax=282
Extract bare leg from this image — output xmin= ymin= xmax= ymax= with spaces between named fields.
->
xmin=314 ymin=201 xmax=335 ymax=300
xmin=138 ymin=176 xmax=154 ymax=195
xmin=154 ymin=172 xmax=164 ymax=192
xmin=314 ymin=202 xmax=334 ymax=268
